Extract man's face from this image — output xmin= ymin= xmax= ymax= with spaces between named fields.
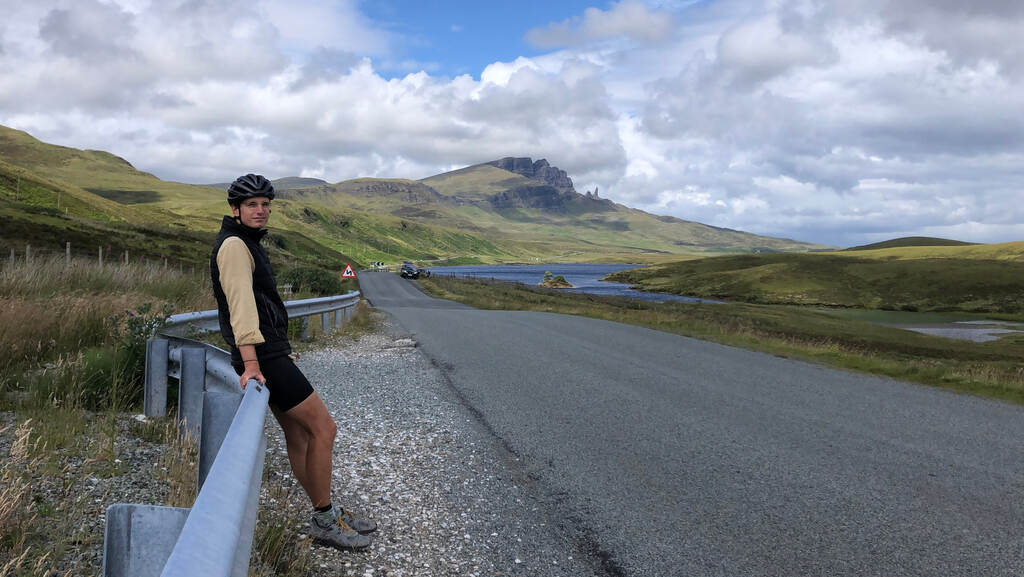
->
xmin=232 ymin=196 xmax=272 ymax=229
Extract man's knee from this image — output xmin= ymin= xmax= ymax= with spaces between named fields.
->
xmin=313 ymin=413 xmax=337 ymax=443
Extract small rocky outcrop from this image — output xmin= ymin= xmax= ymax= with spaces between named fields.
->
xmin=539 ymin=273 xmax=573 ymax=288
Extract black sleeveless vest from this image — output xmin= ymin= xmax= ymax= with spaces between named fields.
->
xmin=210 ymin=215 xmax=291 ymax=365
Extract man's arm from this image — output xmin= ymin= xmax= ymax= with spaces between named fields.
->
xmin=217 ymin=237 xmax=265 ymax=388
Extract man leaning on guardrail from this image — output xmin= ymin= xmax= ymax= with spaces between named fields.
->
xmin=210 ymin=173 xmax=377 ymax=551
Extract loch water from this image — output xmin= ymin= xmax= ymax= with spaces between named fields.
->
xmin=426 ymin=263 xmax=718 ymax=303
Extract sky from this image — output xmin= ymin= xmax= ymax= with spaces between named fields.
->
xmin=1 ymin=1 xmax=1022 ymax=248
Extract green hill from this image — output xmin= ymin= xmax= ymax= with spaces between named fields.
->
xmin=844 ymin=236 xmax=976 ymax=251
xmin=0 ymin=124 xmax=830 ymax=269
xmin=606 ymin=242 xmax=1024 ymax=313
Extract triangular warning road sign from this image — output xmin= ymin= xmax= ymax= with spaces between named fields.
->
xmin=341 ymin=264 xmax=357 ymax=278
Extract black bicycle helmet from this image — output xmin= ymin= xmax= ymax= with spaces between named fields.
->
xmin=227 ymin=173 xmax=275 ymax=204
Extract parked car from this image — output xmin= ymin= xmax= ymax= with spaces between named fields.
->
xmin=400 ymin=261 xmax=420 ymax=279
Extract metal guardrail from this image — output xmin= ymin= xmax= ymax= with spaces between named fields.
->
xmin=145 ymin=291 xmax=360 ymax=418
xmin=103 ymin=291 xmax=361 ymax=577
xmin=160 ymin=379 xmax=268 ymax=577
xmin=161 ymin=291 xmax=361 ymax=338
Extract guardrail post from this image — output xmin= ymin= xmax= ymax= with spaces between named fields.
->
xmin=233 ymin=433 xmax=266 ymax=576
xmin=102 ymin=504 xmax=190 ymax=577
xmin=343 ymin=305 xmax=353 ymax=322
xmin=179 ymin=347 xmax=207 ymax=439
xmin=321 ymin=312 xmax=330 ymax=335
xmin=301 ymin=317 xmax=309 ymax=341
xmin=198 ymin=391 xmax=242 ymax=490
xmin=334 ymin=308 xmax=343 ymax=329
xmin=145 ymin=338 xmax=169 ymax=417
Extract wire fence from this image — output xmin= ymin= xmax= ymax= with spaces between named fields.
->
xmin=2 ymin=242 xmax=202 ymax=273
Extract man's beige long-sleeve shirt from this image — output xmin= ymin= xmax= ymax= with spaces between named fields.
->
xmin=215 ymin=236 xmax=265 ymax=346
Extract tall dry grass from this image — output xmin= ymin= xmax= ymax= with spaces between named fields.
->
xmin=1 ymin=256 xmax=216 ymax=412
xmin=0 ymin=255 xmax=213 ymax=305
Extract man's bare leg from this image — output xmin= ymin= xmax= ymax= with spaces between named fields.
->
xmin=271 ymin=405 xmax=312 ymax=497
xmin=278 ymin=392 xmax=336 ymax=508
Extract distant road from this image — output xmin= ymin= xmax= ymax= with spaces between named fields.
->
xmin=357 ymin=271 xmax=1024 ymax=577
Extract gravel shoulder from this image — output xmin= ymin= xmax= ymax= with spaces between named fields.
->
xmin=263 ymin=314 xmax=605 ymax=576
xmin=2 ymin=314 xmax=603 ymax=576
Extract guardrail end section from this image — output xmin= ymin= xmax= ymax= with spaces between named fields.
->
xmin=102 ymin=504 xmax=190 ymax=577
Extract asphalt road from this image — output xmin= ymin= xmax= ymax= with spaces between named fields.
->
xmin=357 ymin=271 xmax=1024 ymax=577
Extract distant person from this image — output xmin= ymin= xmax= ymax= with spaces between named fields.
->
xmin=210 ymin=173 xmax=376 ymax=550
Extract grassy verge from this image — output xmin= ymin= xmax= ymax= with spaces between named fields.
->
xmin=605 ymin=249 xmax=1024 ymax=313
xmin=1 ymin=257 xmax=214 ymax=413
xmin=419 ymin=275 xmax=1024 ymax=404
xmin=0 ymin=414 xmax=200 ymax=576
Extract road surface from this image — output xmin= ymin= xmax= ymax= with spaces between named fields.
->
xmin=358 ymin=271 xmax=1024 ymax=577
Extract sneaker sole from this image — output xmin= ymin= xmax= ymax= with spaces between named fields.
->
xmin=311 ymin=537 xmax=372 ymax=551
xmin=350 ymin=525 xmax=377 ymax=535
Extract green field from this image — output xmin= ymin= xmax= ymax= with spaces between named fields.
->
xmin=606 ymin=242 xmax=1024 ymax=314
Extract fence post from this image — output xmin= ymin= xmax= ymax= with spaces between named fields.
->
xmin=25 ymin=244 xmax=30 ymax=265
xmin=99 ymin=246 xmax=103 ymax=268
xmin=8 ymin=248 xmax=13 ymax=267
xmin=66 ymin=241 xmax=71 ymax=267
xmin=144 ymin=338 xmax=169 ymax=417
xmin=179 ymin=347 xmax=207 ymax=439
xmin=124 ymin=250 xmax=129 ymax=265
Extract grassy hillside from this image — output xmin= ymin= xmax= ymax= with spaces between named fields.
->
xmin=1 ymin=124 xmax=830 ymax=266
xmin=0 ymin=125 xmax=217 ymax=213
xmin=844 ymin=236 xmax=976 ymax=251
xmin=283 ymin=162 xmax=831 ymax=262
xmin=606 ymin=241 xmax=1024 ymax=313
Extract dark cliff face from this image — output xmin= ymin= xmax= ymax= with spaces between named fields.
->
xmin=489 ymin=185 xmax=574 ymax=210
xmin=487 ymin=157 xmax=575 ymax=191
xmin=340 ymin=180 xmax=443 ymax=204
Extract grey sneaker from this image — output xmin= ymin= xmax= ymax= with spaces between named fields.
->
xmin=339 ymin=509 xmax=377 ymax=534
xmin=309 ymin=516 xmax=372 ymax=551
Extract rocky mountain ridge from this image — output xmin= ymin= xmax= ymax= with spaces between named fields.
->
xmin=485 ymin=157 xmax=575 ymax=191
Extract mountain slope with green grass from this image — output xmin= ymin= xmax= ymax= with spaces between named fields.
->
xmin=1 ymin=124 xmax=829 ymax=268
xmin=844 ymin=236 xmax=977 ymax=251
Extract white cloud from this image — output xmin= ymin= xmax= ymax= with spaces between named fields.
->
xmin=257 ymin=0 xmax=390 ymax=55
xmin=525 ymin=1 xmax=675 ymax=48
xmin=0 ymin=0 xmax=1021 ymax=247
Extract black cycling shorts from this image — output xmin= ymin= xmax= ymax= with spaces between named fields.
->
xmin=233 ymin=355 xmax=314 ymax=412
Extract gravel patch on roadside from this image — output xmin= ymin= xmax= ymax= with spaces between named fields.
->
xmin=264 ymin=316 xmax=606 ymax=576
xmin=2 ymin=316 xmax=607 ymax=576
